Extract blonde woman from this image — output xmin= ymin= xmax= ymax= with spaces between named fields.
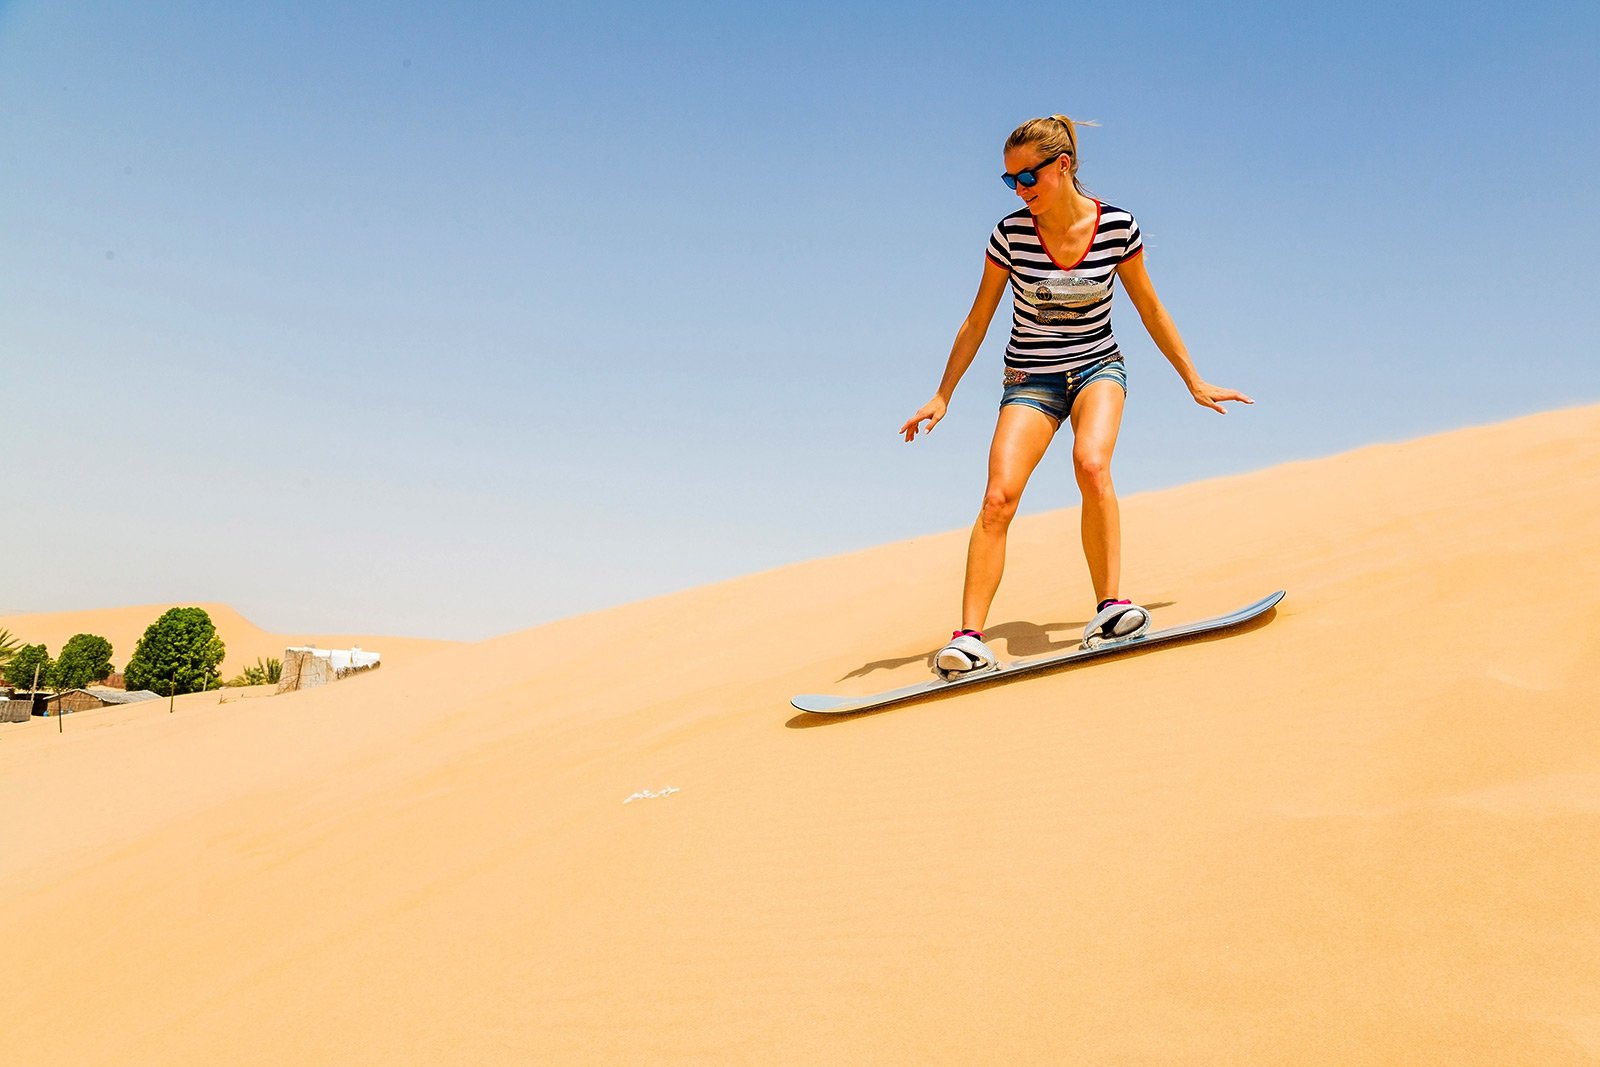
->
xmin=900 ymin=115 xmax=1252 ymax=678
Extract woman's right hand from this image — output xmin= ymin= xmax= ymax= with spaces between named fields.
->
xmin=900 ymin=397 xmax=948 ymax=442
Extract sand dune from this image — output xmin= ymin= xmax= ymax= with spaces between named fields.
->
xmin=0 ymin=601 xmax=456 ymax=681
xmin=2 ymin=405 xmax=1597 ymax=1064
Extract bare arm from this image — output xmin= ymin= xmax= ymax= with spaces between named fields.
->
xmin=901 ymin=257 xmax=1011 ymax=441
xmin=1116 ymin=252 xmax=1253 ymax=414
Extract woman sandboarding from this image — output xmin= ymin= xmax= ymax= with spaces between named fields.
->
xmin=900 ymin=115 xmax=1252 ymax=679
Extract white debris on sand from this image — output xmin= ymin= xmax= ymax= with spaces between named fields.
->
xmin=623 ymin=787 xmax=681 ymax=805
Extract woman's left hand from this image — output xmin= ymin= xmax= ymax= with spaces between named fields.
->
xmin=1189 ymin=381 xmax=1254 ymax=414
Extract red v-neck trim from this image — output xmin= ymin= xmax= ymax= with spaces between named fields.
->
xmin=1031 ymin=199 xmax=1101 ymax=271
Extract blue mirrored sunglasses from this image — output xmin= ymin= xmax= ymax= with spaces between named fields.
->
xmin=1002 ymin=153 xmax=1065 ymax=190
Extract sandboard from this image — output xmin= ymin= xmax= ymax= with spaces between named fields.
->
xmin=791 ymin=590 xmax=1285 ymax=715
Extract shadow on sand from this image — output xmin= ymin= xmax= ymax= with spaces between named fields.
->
xmin=836 ymin=601 xmax=1177 ymax=680
xmin=785 ymin=603 xmax=1273 ymax=730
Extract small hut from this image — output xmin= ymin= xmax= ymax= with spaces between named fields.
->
xmin=1 ymin=696 xmax=30 ymax=724
xmin=3 ymin=691 xmax=49 ymax=718
xmin=43 ymin=688 xmax=160 ymax=716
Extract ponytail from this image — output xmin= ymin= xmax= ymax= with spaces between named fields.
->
xmin=1006 ymin=114 xmax=1099 ymax=195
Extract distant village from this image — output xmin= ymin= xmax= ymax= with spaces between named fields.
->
xmin=0 ymin=607 xmax=380 ymax=724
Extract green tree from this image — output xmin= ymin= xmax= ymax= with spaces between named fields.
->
xmin=0 ymin=628 xmax=20 ymax=672
xmin=4 ymin=643 xmax=52 ymax=691
xmin=246 ymin=657 xmax=282 ymax=685
xmin=124 ymin=608 xmax=226 ymax=696
xmin=54 ymin=634 xmax=116 ymax=690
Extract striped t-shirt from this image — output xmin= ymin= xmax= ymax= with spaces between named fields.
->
xmin=985 ymin=201 xmax=1144 ymax=373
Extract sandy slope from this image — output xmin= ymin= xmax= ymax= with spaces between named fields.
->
xmin=0 ymin=601 xmax=456 ymax=681
xmin=2 ymin=405 xmax=1597 ymax=1065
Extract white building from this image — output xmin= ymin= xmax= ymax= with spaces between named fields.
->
xmin=276 ymin=646 xmax=382 ymax=693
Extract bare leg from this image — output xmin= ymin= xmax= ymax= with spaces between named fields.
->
xmin=1069 ymin=380 xmax=1127 ymax=604
xmin=962 ymin=405 xmax=1058 ymax=631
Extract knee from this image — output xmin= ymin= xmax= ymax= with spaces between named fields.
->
xmin=979 ymin=487 xmax=1020 ymax=530
xmin=1074 ymin=450 xmax=1114 ymax=496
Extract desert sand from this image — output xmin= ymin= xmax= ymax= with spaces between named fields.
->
xmin=2 ymin=405 xmax=1597 ymax=1064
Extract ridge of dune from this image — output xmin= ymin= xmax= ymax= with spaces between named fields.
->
xmin=3 ymin=404 xmax=1598 ymax=1064
xmin=0 ymin=600 xmax=457 ymax=679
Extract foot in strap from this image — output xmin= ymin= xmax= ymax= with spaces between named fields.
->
xmin=1082 ymin=599 xmax=1151 ymax=648
xmin=935 ymin=629 xmax=998 ymax=680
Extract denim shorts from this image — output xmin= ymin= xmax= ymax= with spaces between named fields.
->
xmin=999 ymin=356 xmax=1127 ymax=424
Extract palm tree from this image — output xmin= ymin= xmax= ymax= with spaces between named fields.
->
xmin=0 ymin=629 xmax=19 ymax=682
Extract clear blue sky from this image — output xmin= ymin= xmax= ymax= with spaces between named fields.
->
xmin=3 ymin=1 xmax=1596 ymax=640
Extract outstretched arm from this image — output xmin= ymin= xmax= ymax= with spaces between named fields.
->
xmin=901 ymin=257 xmax=1011 ymax=441
xmin=1116 ymin=252 xmax=1253 ymax=414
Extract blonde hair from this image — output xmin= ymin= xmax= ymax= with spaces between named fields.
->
xmin=1005 ymin=114 xmax=1099 ymax=195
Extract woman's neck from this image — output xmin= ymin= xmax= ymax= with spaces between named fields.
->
xmin=1035 ymin=188 xmax=1097 ymax=232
